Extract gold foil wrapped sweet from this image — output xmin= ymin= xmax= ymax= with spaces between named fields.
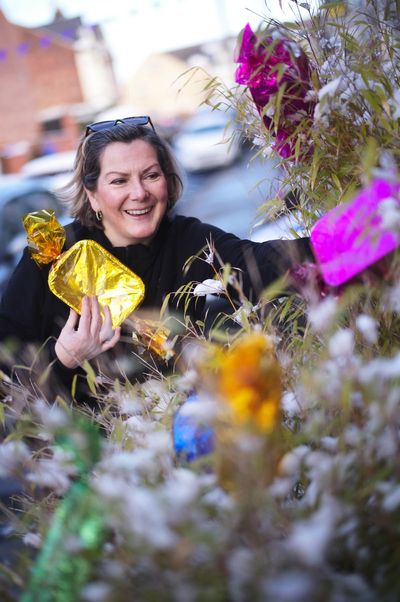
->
xmin=128 ymin=315 xmax=174 ymax=360
xmin=23 ymin=209 xmax=65 ymax=264
xmin=23 ymin=210 xmax=145 ymax=328
xmin=48 ymin=240 xmax=145 ymax=328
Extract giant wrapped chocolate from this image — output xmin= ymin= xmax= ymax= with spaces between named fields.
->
xmin=23 ymin=209 xmax=145 ymax=328
xmin=47 ymin=240 xmax=145 ymax=328
xmin=310 ymin=179 xmax=400 ymax=286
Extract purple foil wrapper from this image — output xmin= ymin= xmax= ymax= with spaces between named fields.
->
xmin=234 ymin=23 xmax=315 ymax=158
xmin=311 ymin=179 xmax=400 ymax=286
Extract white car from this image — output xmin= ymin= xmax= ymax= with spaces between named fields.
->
xmin=173 ymin=108 xmax=242 ymax=173
xmin=21 ymin=150 xmax=76 ymax=189
xmin=250 ymin=211 xmax=306 ymax=242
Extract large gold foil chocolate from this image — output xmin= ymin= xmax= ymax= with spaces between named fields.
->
xmin=48 ymin=240 xmax=145 ymax=328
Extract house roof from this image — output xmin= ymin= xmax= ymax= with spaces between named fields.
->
xmin=34 ymin=9 xmax=103 ymax=44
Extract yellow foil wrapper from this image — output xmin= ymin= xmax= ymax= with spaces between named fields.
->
xmin=48 ymin=240 xmax=145 ymax=328
xmin=23 ymin=209 xmax=66 ymax=265
xmin=128 ymin=315 xmax=174 ymax=359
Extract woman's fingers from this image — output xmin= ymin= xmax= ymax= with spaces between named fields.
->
xmin=101 ymin=326 xmax=121 ymax=351
xmin=56 ymin=297 xmax=120 ymax=368
xmin=103 ymin=304 xmax=112 ymax=325
xmin=55 ymin=309 xmax=81 ymax=368
xmin=99 ymin=305 xmax=121 ymax=350
xmin=77 ymin=296 xmax=104 ymax=338
xmin=78 ymin=295 xmax=91 ymax=332
xmin=99 ymin=305 xmax=114 ymax=342
xmin=89 ymin=296 xmax=103 ymax=337
xmin=65 ymin=308 xmax=79 ymax=330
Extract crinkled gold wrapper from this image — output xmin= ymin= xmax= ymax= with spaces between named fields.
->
xmin=128 ymin=315 xmax=174 ymax=359
xmin=48 ymin=240 xmax=145 ymax=328
xmin=23 ymin=209 xmax=65 ymax=264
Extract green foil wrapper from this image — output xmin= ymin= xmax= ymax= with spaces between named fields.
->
xmin=22 ymin=416 xmax=105 ymax=602
xmin=22 ymin=482 xmax=105 ymax=602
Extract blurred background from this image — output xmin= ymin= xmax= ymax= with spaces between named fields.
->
xmin=0 ymin=0 xmax=315 ymax=293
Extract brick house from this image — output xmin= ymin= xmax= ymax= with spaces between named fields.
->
xmin=0 ymin=9 xmax=118 ymax=173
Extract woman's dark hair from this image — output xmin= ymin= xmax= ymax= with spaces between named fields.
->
xmin=65 ymin=123 xmax=183 ymax=228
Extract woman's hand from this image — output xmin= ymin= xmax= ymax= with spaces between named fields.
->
xmin=55 ymin=296 xmax=121 ymax=369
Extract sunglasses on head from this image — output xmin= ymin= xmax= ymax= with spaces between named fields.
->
xmin=85 ymin=115 xmax=155 ymax=137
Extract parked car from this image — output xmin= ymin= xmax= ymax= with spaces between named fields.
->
xmin=173 ymin=108 xmax=242 ymax=173
xmin=250 ymin=192 xmax=308 ymax=242
xmin=21 ymin=150 xmax=75 ymax=190
xmin=21 ymin=150 xmax=75 ymax=178
xmin=0 ymin=175 xmax=68 ymax=294
xmin=250 ymin=211 xmax=306 ymax=242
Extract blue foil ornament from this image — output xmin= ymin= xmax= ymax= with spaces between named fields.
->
xmin=173 ymin=392 xmax=214 ymax=462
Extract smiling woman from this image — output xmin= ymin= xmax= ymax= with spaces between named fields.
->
xmin=84 ymin=139 xmax=169 ymax=247
xmin=0 ymin=116 xmax=314 ymax=403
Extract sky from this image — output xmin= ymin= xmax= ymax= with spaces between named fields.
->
xmin=0 ymin=0 xmax=319 ymax=84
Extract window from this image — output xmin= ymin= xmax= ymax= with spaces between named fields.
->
xmin=41 ymin=118 xmax=62 ymax=133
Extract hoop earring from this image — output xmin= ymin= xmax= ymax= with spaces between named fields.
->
xmin=95 ymin=210 xmax=103 ymax=222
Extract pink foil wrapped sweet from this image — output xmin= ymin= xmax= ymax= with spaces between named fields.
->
xmin=310 ymin=179 xmax=400 ymax=286
xmin=234 ymin=23 xmax=316 ymax=158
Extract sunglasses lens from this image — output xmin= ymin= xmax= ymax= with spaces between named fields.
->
xmin=94 ymin=121 xmax=115 ymax=131
xmin=86 ymin=120 xmax=114 ymax=135
xmin=124 ymin=117 xmax=149 ymax=127
xmin=86 ymin=116 xmax=153 ymax=136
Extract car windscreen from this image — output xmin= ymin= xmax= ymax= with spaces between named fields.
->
xmin=182 ymin=123 xmax=226 ymax=135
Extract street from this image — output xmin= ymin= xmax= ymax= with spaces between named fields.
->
xmin=173 ymin=147 xmax=281 ymax=239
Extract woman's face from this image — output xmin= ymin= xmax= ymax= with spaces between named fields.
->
xmin=86 ymin=139 xmax=169 ymax=247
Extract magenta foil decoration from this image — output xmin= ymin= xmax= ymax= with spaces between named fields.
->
xmin=311 ymin=179 xmax=400 ymax=286
xmin=234 ymin=23 xmax=315 ymax=158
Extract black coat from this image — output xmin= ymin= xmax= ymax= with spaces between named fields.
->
xmin=0 ymin=214 xmax=312 ymax=400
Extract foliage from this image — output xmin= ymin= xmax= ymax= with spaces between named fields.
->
xmin=1 ymin=1 xmax=400 ymax=601
xmin=206 ymin=0 xmax=400 ymax=228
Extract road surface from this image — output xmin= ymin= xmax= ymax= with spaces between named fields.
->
xmin=173 ymin=146 xmax=281 ymax=239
